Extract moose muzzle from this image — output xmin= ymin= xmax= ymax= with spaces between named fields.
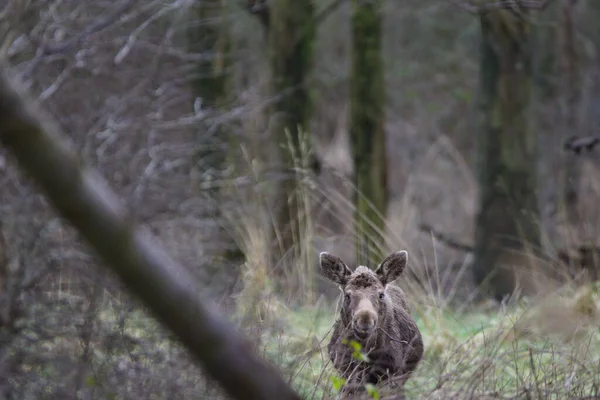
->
xmin=352 ymin=298 xmax=378 ymax=338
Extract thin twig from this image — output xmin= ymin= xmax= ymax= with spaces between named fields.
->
xmin=34 ymin=0 xmax=139 ymax=57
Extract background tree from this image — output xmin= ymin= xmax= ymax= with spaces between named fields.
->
xmin=473 ymin=9 xmax=540 ymax=300
xmin=187 ymin=0 xmax=232 ymax=186
xmin=187 ymin=0 xmax=244 ymax=267
xmin=267 ymin=0 xmax=317 ymax=300
xmin=535 ymin=1 xmax=561 ymax=250
xmin=576 ymin=0 xmax=600 ymax=164
xmin=349 ymin=0 xmax=386 ymax=265
xmin=559 ymin=0 xmax=582 ymax=238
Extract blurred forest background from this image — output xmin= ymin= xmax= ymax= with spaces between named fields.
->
xmin=2 ymin=0 xmax=600 ymax=399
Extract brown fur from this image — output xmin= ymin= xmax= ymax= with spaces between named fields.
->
xmin=320 ymin=252 xmax=424 ymax=396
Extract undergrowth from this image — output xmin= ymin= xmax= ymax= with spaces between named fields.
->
xmin=227 ymin=138 xmax=600 ymax=399
xmin=255 ymin=284 xmax=600 ymax=399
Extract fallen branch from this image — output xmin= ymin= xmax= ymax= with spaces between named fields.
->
xmin=419 ymin=223 xmax=474 ymax=253
xmin=0 ymin=68 xmax=301 ymax=400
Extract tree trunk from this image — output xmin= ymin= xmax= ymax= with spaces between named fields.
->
xmin=473 ymin=11 xmax=540 ymax=300
xmin=187 ymin=0 xmax=244 ymax=264
xmin=560 ymin=0 xmax=581 ymax=235
xmin=268 ymin=0 xmax=316 ymax=301
xmin=349 ymin=0 xmax=387 ymax=265
xmin=189 ymin=0 xmax=230 ymax=116
xmin=582 ymin=0 xmax=600 ymax=168
xmin=535 ymin=1 xmax=561 ymax=251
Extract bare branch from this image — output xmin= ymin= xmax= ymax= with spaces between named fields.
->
xmin=419 ymin=223 xmax=474 ymax=253
xmin=447 ymin=0 xmax=557 ymax=14
xmin=563 ymin=135 xmax=600 ymax=155
xmin=0 ymin=68 xmax=301 ymax=400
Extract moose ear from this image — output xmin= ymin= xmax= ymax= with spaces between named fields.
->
xmin=319 ymin=252 xmax=352 ymax=286
xmin=375 ymin=251 xmax=408 ymax=285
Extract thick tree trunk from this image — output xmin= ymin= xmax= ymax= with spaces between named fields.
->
xmin=187 ymin=0 xmax=244 ymax=264
xmin=349 ymin=0 xmax=387 ymax=265
xmin=560 ymin=0 xmax=581 ymax=233
xmin=536 ymin=0 xmax=582 ymax=254
xmin=268 ymin=0 xmax=316 ymax=300
xmin=535 ymin=1 xmax=561 ymax=250
xmin=473 ymin=11 xmax=540 ymax=300
xmin=586 ymin=0 xmax=600 ymax=169
xmin=189 ymin=0 xmax=230 ymax=115
xmin=575 ymin=0 xmax=600 ymax=169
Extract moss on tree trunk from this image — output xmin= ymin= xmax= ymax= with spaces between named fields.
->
xmin=349 ymin=0 xmax=387 ymax=265
xmin=473 ymin=11 xmax=540 ymax=300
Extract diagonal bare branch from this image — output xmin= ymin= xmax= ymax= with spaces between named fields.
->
xmin=419 ymin=223 xmax=474 ymax=253
xmin=0 ymin=67 xmax=301 ymax=400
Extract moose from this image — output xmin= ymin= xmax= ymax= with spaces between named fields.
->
xmin=320 ymin=250 xmax=423 ymax=396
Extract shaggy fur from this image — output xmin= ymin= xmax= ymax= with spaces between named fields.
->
xmin=320 ymin=251 xmax=424 ymax=395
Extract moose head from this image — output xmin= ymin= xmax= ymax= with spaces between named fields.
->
xmin=319 ymin=251 xmax=408 ymax=340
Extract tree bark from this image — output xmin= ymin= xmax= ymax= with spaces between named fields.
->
xmin=187 ymin=0 xmax=244 ymax=264
xmin=349 ymin=0 xmax=387 ymax=265
xmin=0 ymin=69 xmax=301 ymax=400
xmin=535 ymin=1 xmax=561 ymax=250
xmin=473 ymin=11 xmax=540 ymax=300
xmin=188 ymin=0 xmax=230 ymax=119
xmin=268 ymin=0 xmax=316 ymax=299
xmin=560 ymin=0 xmax=581 ymax=233
xmin=575 ymin=0 xmax=600 ymax=169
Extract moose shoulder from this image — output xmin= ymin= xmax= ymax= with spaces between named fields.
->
xmin=320 ymin=251 xmax=423 ymax=395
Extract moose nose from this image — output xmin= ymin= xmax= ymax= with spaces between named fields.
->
xmin=353 ymin=311 xmax=377 ymax=336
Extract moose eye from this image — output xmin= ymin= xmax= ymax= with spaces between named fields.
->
xmin=379 ymin=292 xmax=385 ymax=300
xmin=344 ymin=293 xmax=351 ymax=302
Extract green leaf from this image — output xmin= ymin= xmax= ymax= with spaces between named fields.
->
xmin=345 ymin=339 xmax=369 ymax=362
xmin=330 ymin=375 xmax=346 ymax=392
xmin=348 ymin=339 xmax=362 ymax=352
xmin=365 ymin=383 xmax=380 ymax=399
